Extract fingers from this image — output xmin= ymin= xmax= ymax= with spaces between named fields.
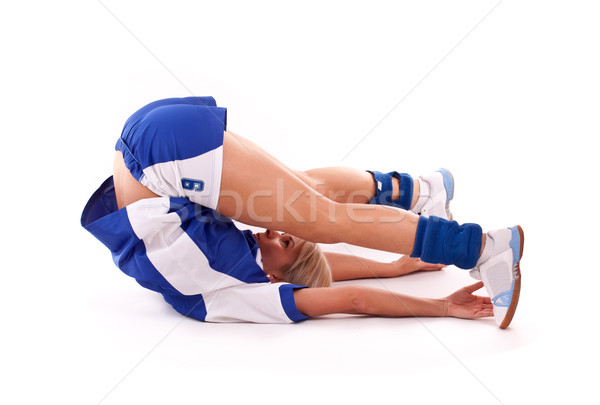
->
xmin=480 ymin=306 xmax=494 ymax=317
xmin=475 ymin=300 xmax=494 ymax=318
xmin=463 ymin=281 xmax=485 ymax=294
xmin=416 ymin=260 xmax=445 ymax=271
xmin=422 ymin=263 xmax=446 ymax=271
xmin=475 ymin=308 xmax=494 ymax=318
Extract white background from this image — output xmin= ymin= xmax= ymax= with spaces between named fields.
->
xmin=1 ymin=1 xmax=599 ymax=404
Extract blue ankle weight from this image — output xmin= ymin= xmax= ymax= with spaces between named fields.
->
xmin=367 ymin=171 xmax=413 ymax=210
xmin=411 ymin=216 xmax=482 ymax=269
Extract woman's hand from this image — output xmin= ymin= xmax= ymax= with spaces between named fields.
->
xmin=391 ymin=256 xmax=445 ymax=276
xmin=445 ymin=281 xmax=494 ymax=319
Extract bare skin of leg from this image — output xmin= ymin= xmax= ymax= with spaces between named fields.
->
xmin=111 ymin=148 xmax=417 ymax=213
xmin=291 ymin=158 xmax=484 ymax=255
xmin=298 ymin=167 xmax=420 ymax=208
xmin=216 ymin=131 xmax=421 ymax=254
xmin=113 ymin=131 xmax=483 ymax=256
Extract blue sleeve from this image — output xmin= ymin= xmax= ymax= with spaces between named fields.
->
xmin=278 ymin=284 xmax=310 ymax=322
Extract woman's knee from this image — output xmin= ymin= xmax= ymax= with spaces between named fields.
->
xmin=292 ymin=169 xmax=343 ymax=203
xmin=292 ymin=169 xmax=321 ymax=192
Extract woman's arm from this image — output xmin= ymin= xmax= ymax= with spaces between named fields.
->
xmin=293 ymin=281 xmax=493 ymax=319
xmin=325 ymin=252 xmax=445 ymax=281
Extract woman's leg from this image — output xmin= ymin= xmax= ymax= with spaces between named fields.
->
xmin=297 ymin=167 xmax=421 ymax=208
xmin=218 ymin=131 xmax=521 ymax=328
xmin=216 ymin=131 xmax=420 ymax=254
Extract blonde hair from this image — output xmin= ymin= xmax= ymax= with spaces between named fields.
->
xmin=283 ymin=241 xmax=331 ymax=288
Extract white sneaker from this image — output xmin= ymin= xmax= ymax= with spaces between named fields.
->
xmin=472 ymin=226 xmax=524 ymax=329
xmin=413 ymin=168 xmax=454 ymax=220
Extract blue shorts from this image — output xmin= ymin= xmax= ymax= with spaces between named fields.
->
xmin=116 ymin=97 xmax=227 ymax=209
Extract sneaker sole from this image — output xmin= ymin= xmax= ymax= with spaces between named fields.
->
xmin=499 ymin=225 xmax=524 ymax=329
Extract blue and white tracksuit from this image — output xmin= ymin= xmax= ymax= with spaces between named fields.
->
xmin=81 ymin=97 xmax=308 ymax=323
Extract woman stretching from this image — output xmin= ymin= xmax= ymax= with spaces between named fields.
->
xmin=81 ymin=97 xmax=523 ymax=328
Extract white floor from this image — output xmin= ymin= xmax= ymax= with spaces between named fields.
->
xmin=2 ymin=1 xmax=599 ymax=404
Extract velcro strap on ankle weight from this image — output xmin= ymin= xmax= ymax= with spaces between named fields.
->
xmin=366 ymin=171 xmax=413 ymax=210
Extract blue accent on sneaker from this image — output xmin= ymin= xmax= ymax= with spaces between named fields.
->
xmin=492 ymin=280 xmax=515 ymax=307
xmin=436 ymin=168 xmax=453 ymax=204
xmin=509 ymin=226 xmax=521 ymax=265
xmin=366 ymin=170 xmax=413 ymax=210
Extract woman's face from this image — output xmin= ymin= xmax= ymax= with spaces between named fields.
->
xmin=253 ymin=229 xmax=304 ymax=282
